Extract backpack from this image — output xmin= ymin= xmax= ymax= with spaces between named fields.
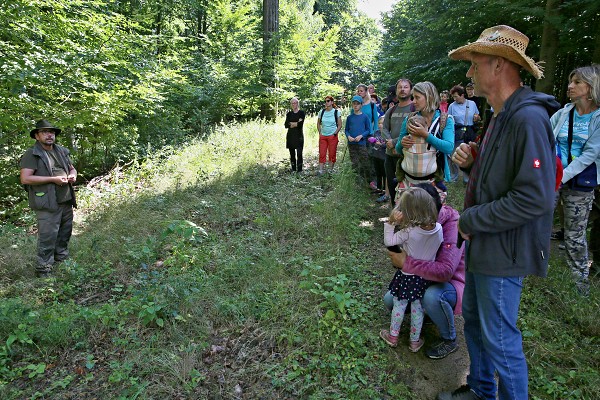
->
xmin=319 ymin=108 xmax=340 ymax=128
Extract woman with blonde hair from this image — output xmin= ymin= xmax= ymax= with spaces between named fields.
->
xmin=395 ymin=82 xmax=455 ymax=198
xmin=551 ymin=64 xmax=600 ymax=295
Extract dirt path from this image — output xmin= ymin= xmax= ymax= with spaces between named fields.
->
xmin=391 ymin=315 xmax=470 ymax=398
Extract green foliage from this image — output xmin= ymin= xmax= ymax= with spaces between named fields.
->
xmin=138 ymin=302 xmax=166 ymax=327
xmin=278 ymin=1 xmax=340 ymax=100
xmin=332 ymin=10 xmax=381 ymax=89
xmin=377 ymin=0 xmax=599 ymax=97
xmin=6 ymin=324 xmax=35 ymax=351
xmin=0 ymin=321 xmax=41 ymax=384
xmin=1 ymin=0 xmax=374 ymax=217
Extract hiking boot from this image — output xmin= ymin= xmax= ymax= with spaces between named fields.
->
xmin=376 ymin=194 xmax=390 ymax=203
xmin=379 ymin=329 xmax=398 ymax=347
xmin=35 ymin=270 xmax=54 ymax=279
xmin=409 ymin=338 xmax=424 ymax=352
xmin=426 ymin=339 xmax=458 ymax=359
xmin=437 ymin=385 xmax=482 ymax=400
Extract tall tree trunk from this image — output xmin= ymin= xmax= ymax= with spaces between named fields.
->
xmin=536 ymin=0 xmax=561 ymax=95
xmin=260 ymin=0 xmax=279 ymax=121
xmin=155 ymin=7 xmax=163 ymax=56
xmin=197 ymin=0 xmax=208 ymax=51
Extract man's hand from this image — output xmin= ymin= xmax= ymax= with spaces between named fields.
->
xmin=452 ymin=142 xmax=476 ymax=169
xmin=457 ymin=217 xmax=472 ymax=241
xmin=55 ymin=176 xmax=68 ymax=186
xmin=386 ymin=139 xmax=394 ymax=149
xmin=67 ymin=174 xmax=76 ymax=183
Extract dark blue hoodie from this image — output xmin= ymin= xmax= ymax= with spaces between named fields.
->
xmin=459 ymin=87 xmax=560 ymax=277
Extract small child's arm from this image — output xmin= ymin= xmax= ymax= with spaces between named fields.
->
xmin=383 ymin=222 xmax=408 ymax=247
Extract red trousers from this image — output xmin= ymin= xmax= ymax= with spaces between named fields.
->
xmin=319 ymin=134 xmax=339 ymax=163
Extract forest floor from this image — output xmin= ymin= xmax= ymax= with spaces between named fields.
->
xmin=1 ymin=118 xmax=598 ymax=399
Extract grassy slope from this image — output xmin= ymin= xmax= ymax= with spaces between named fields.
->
xmin=0 ymin=117 xmax=598 ymax=399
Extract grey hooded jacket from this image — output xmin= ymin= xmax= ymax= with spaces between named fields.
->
xmin=459 ymin=87 xmax=560 ymax=277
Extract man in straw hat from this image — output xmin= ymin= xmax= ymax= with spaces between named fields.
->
xmin=20 ymin=120 xmax=77 ymax=278
xmin=440 ymin=26 xmax=560 ymax=400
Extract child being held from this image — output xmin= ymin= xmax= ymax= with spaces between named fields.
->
xmin=400 ymin=114 xmax=438 ymax=180
xmin=380 ymin=187 xmax=443 ymax=352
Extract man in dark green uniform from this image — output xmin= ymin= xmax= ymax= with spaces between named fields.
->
xmin=20 ymin=120 xmax=77 ymax=278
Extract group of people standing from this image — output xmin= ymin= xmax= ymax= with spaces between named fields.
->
xmin=284 ymin=77 xmax=487 ymax=208
xmin=283 ymin=24 xmax=599 ymax=400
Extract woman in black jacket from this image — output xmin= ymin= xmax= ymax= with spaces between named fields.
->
xmin=284 ymin=97 xmax=305 ymax=173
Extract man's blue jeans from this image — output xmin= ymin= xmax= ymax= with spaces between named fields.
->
xmin=383 ymin=281 xmax=457 ymax=340
xmin=463 ymin=271 xmax=528 ymax=400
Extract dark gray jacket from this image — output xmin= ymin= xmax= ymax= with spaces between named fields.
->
xmin=460 ymin=87 xmax=560 ymax=277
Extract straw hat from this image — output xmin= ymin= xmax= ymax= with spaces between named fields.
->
xmin=448 ymin=25 xmax=543 ymax=79
xmin=30 ymin=119 xmax=61 ymax=138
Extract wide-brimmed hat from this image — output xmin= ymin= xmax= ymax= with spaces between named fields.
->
xmin=30 ymin=119 xmax=61 ymax=138
xmin=448 ymin=25 xmax=543 ymax=80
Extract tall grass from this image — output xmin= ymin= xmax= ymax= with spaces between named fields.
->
xmin=0 ymin=116 xmax=598 ymax=399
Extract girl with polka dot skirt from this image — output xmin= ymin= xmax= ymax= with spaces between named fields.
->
xmin=380 ymin=187 xmax=442 ymax=352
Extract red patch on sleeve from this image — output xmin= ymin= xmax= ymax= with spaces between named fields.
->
xmin=533 ymin=159 xmax=541 ymax=168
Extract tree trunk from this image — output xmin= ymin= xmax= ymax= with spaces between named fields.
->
xmin=536 ymin=0 xmax=561 ymax=95
xmin=260 ymin=0 xmax=279 ymax=121
xmin=155 ymin=7 xmax=163 ymax=56
xmin=197 ymin=0 xmax=208 ymax=51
